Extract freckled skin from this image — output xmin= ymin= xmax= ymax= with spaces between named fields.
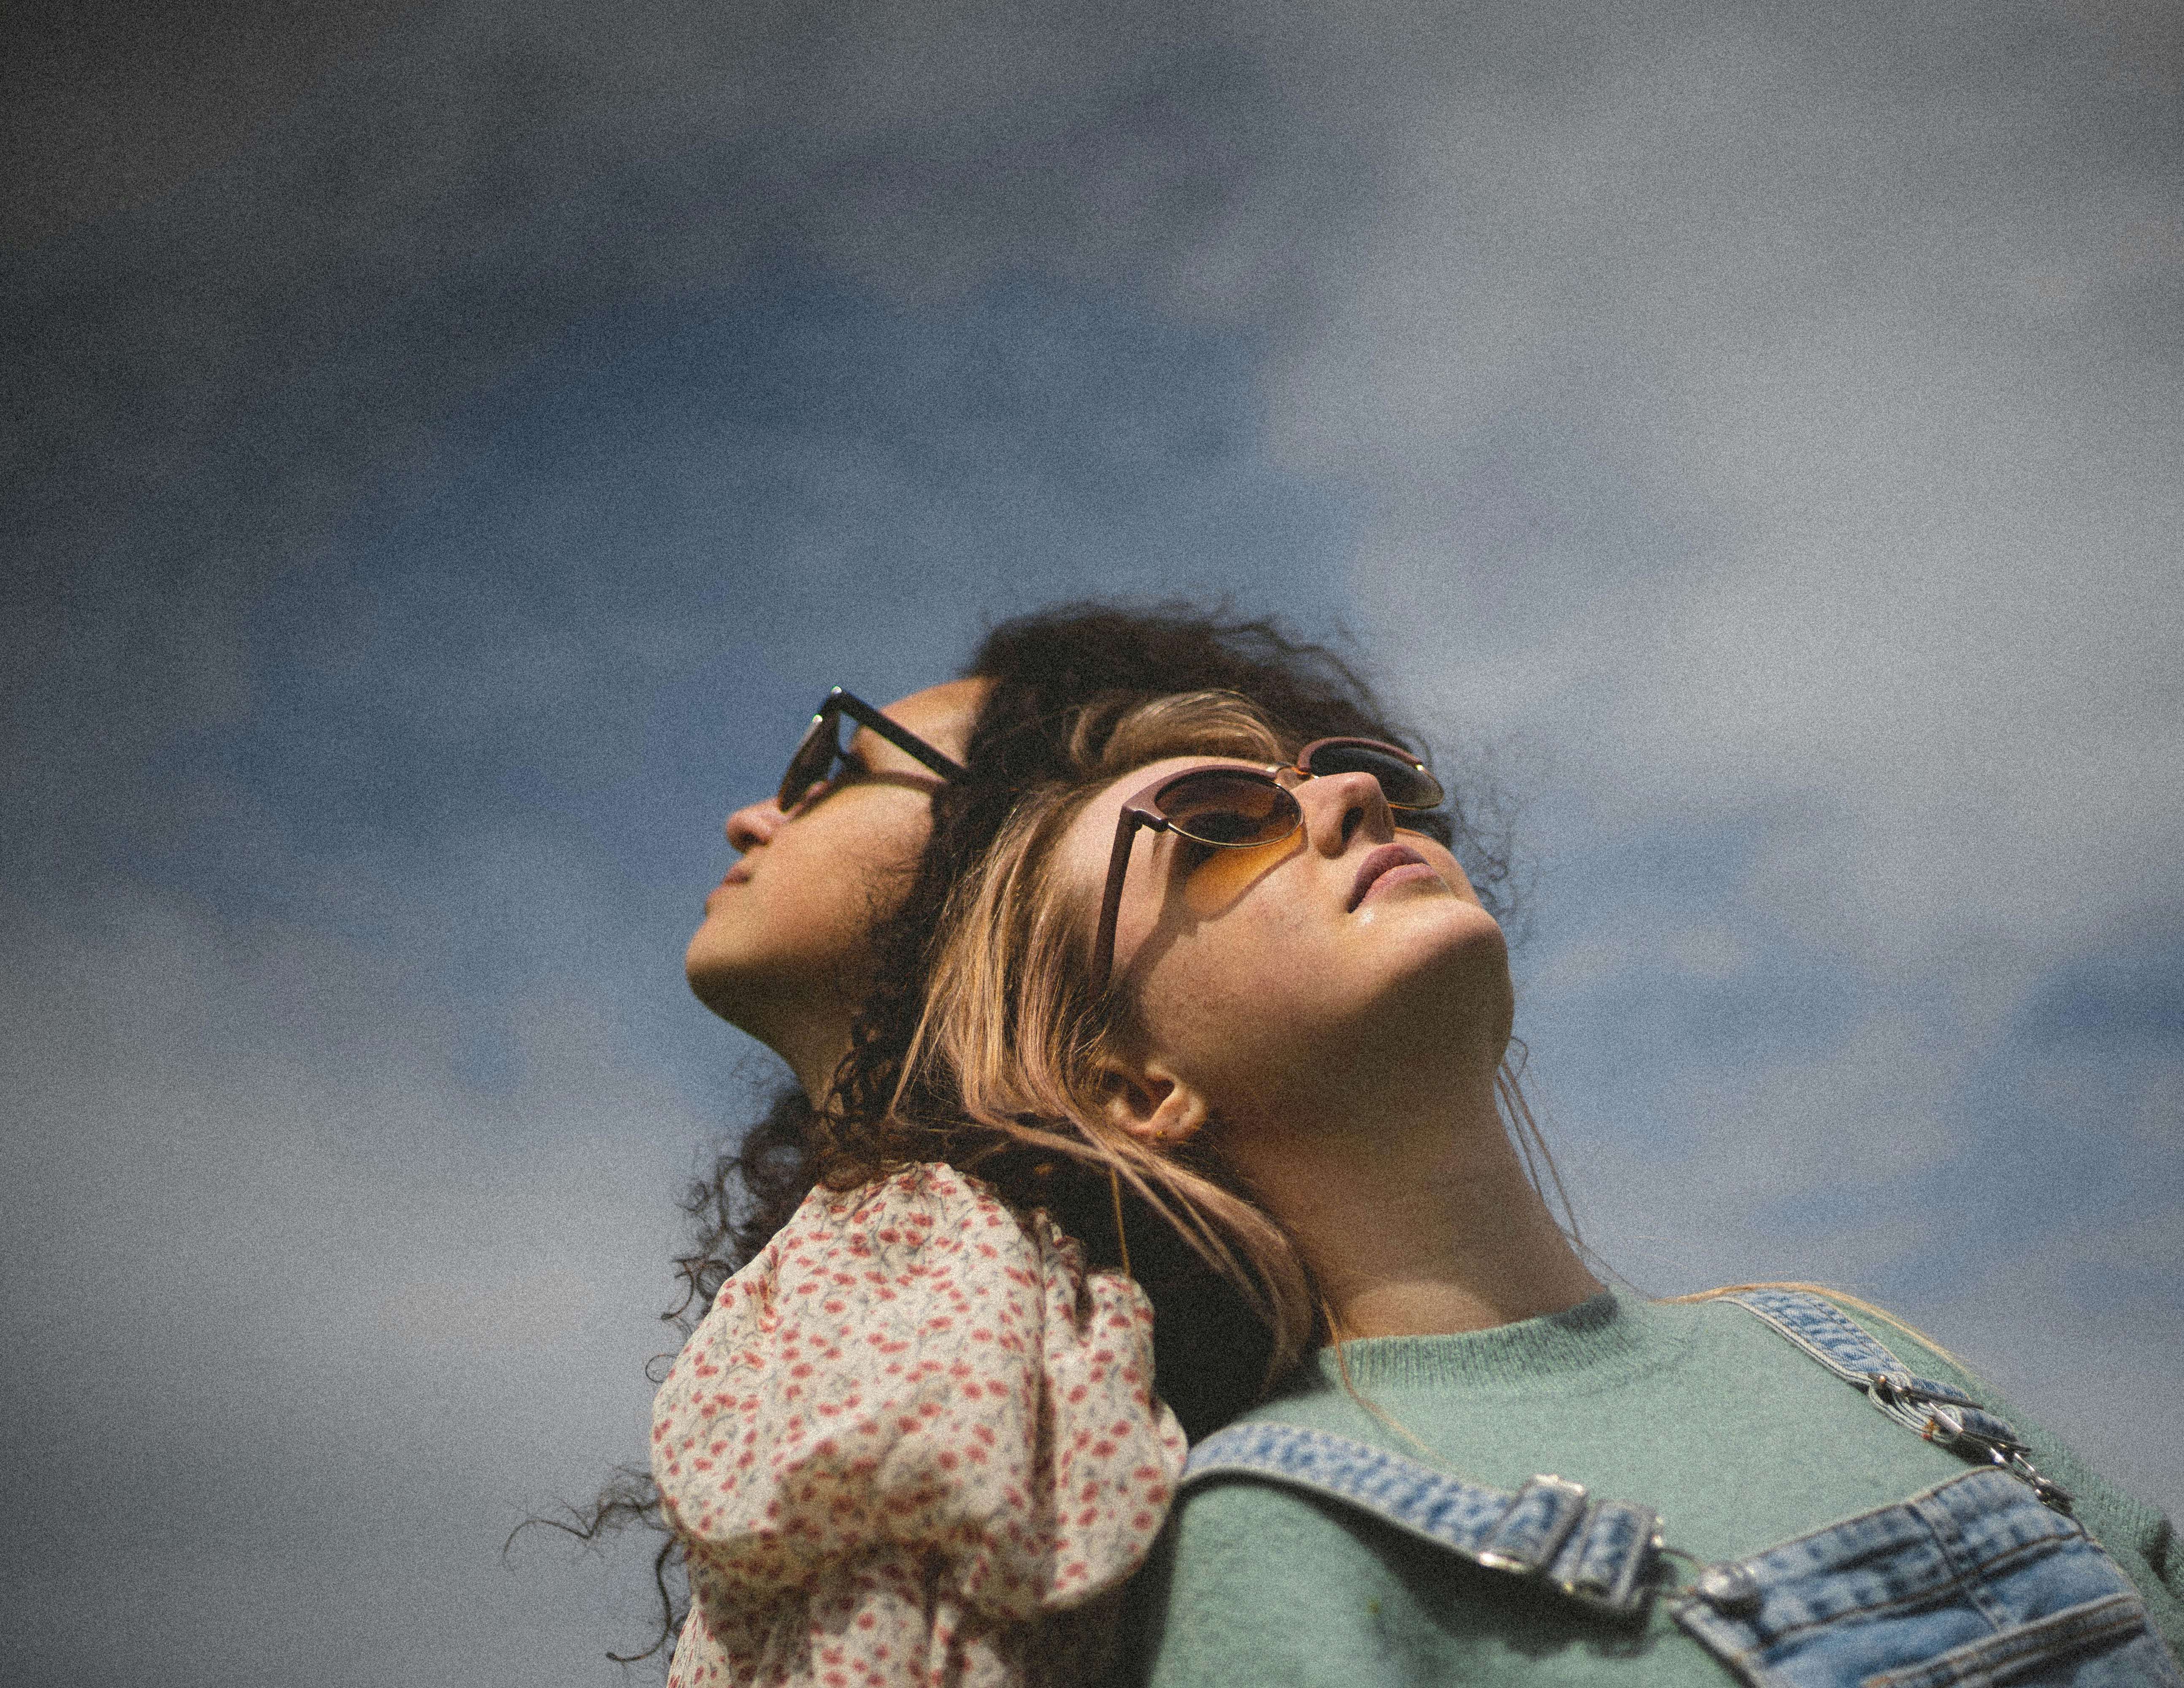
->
xmin=1063 ymin=755 xmax=1514 ymax=1128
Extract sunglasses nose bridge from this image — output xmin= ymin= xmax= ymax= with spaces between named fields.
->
xmin=1292 ymin=765 xmax=1395 ymax=848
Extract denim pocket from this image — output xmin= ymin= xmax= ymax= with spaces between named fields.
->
xmin=1860 ymin=1592 xmax=2184 ymax=1688
xmin=1675 ymin=1473 xmax=2184 ymax=1688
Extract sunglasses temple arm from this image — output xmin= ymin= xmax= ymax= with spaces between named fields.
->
xmin=1090 ymin=809 xmax=1148 ymax=994
xmin=832 ymin=690 xmax=969 ymax=782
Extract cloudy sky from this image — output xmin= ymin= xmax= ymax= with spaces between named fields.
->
xmin=5 ymin=3 xmax=2179 ymax=1682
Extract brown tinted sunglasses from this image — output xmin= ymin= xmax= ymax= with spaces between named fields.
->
xmin=1090 ymin=738 xmax=1445 ymax=990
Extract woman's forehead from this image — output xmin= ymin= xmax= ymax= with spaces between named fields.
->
xmin=845 ymin=678 xmax=988 ymax=771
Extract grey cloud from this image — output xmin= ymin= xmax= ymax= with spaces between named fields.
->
xmin=1500 ymin=682 xmax=2182 ymax=1516
xmin=1 ymin=896 xmax=683 ymax=1683
xmin=1260 ymin=3 xmax=2184 ymax=916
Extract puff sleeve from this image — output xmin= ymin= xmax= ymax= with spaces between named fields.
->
xmin=651 ymin=1162 xmax=1188 ymax=1688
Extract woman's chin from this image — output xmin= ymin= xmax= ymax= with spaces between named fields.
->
xmin=684 ymin=929 xmax=755 ymax=1024
xmin=1373 ymin=909 xmax=1514 ymax=1062
xmin=1371 ymin=893 xmax=1507 ymax=980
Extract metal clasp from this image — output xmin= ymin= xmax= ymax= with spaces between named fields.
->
xmin=2006 ymin=1450 xmax=2075 ymax=1512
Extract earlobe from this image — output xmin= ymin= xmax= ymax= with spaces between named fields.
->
xmin=1098 ymin=1059 xmax=1211 ymax=1147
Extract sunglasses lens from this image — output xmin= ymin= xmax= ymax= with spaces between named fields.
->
xmin=778 ymin=714 xmax=838 ymax=810
xmin=1303 ymin=741 xmax=1445 ymax=809
xmin=1158 ymin=771 xmax=1302 ymax=846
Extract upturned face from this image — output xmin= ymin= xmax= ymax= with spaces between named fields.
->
xmin=686 ymin=679 xmax=986 ymax=1064
xmin=1057 ymin=754 xmax=1513 ymax=1125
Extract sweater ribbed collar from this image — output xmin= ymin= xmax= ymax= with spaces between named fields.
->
xmin=1297 ymin=1289 xmax=1681 ymax=1396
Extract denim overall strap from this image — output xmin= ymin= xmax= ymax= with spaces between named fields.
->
xmin=1719 ymin=1289 xmax=2073 ymax=1510
xmin=1181 ymin=1420 xmax=1663 ymax=1615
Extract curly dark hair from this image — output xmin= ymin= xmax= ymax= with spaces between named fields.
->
xmin=539 ymin=602 xmax=1517 ymax=1663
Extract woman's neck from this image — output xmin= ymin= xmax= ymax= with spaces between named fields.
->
xmin=736 ymin=999 xmax=854 ymax=1108
xmin=1220 ymin=1065 xmax=1602 ymax=1341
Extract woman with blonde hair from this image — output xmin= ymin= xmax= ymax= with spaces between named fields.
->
xmin=893 ymin=690 xmax=2182 ymax=1688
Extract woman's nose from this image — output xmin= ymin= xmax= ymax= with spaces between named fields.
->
xmin=725 ymin=798 xmax=785 ymax=852
xmin=1299 ymin=769 xmax=1394 ymax=855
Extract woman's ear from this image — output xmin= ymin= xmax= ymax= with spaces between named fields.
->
xmin=1097 ymin=1058 xmax=1211 ymax=1147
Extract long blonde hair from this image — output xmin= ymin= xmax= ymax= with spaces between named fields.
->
xmin=900 ymin=690 xmax=1578 ymax=1399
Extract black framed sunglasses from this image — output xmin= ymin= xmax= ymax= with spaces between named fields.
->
xmin=778 ymin=687 xmax=969 ymax=812
xmin=1089 ymin=737 xmax=1445 ymax=991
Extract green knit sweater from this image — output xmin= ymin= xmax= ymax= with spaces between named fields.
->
xmin=1119 ymin=1290 xmax=2182 ymax=1686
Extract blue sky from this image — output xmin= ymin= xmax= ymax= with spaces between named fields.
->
xmin=5 ymin=15 xmax=2180 ymax=1685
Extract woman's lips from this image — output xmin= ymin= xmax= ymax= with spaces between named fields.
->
xmin=703 ymin=861 xmax=753 ymax=910
xmin=1349 ymin=844 xmax=1442 ymax=910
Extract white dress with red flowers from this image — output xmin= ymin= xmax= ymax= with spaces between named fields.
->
xmin=651 ymin=1161 xmax=1187 ymax=1688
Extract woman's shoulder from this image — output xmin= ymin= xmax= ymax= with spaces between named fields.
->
xmin=651 ymin=1157 xmax=1185 ymax=1609
xmin=780 ymin=1155 xmax=1041 ymax=1247
xmin=1681 ymin=1287 xmax=2181 ymax=1618
xmin=692 ymin=1158 xmax=1099 ymax=1337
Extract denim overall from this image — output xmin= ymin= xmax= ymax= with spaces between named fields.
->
xmin=1180 ymin=1289 xmax=2182 ymax=1688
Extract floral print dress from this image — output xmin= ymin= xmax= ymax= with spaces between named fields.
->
xmin=652 ymin=1162 xmax=1187 ymax=1688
